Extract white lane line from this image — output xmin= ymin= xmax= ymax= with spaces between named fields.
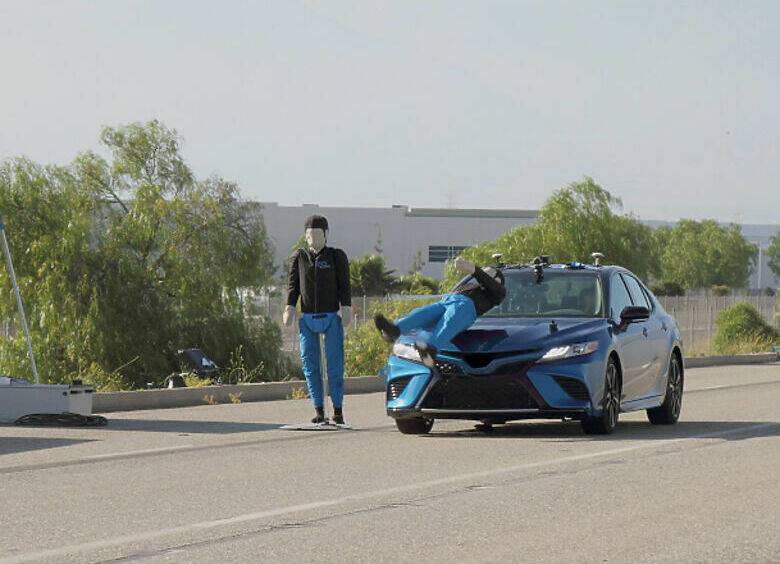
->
xmin=686 ymin=379 xmax=780 ymax=393
xmin=81 ymin=445 xmax=196 ymax=460
xmin=0 ymin=445 xmax=197 ymax=474
xmin=2 ymin=421 xmax=777 ymax=564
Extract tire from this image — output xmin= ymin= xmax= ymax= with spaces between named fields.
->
xmin=581 ymin=357 xmax=620 ymax=435
xmin=647 ymin=353 xmax=683 ymax=425
xmin=395 ymin=417 xmax=434 ymax=435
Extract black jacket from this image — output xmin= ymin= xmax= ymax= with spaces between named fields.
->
xmin=286 ymin=246 xmax=351 ymax=314
xmin=453 ymin=266 xmax=506 ymax=316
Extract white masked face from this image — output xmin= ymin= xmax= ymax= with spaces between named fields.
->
xmin=305 ymin=228 xmax=326 ymax=252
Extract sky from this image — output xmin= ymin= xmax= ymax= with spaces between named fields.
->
xmin=0 ymin=0 xmax=778 ymax=224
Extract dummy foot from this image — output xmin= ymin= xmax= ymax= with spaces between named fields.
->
xmin=332 ymin=407 xmax=344 ymax=425
xmin=415 ymin=340 xmax=438 ymax=369
xmin=374 ymin=314 xmax=401 ymax=344
xmin=311 ymin=407 xmax=326 ymax=424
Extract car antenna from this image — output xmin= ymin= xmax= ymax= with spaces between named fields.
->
xmin=491 ymin=253 xmax=505 ymax=268
xmin=549 ymin=319 xmax=558 ymax=333
xmin=591 ymin=252 xmax=605 ymax=266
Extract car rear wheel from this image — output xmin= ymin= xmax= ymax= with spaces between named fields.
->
xmin=395 ymin=417 xmax=434 ymax=435
xmin=581 ymin=358 xmax=619 ymax=435
xmin=647 ymin=354 xmax=683 ymax=425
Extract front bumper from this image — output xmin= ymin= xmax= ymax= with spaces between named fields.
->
xmin=385 ymin=351 xmax=604 ymax=421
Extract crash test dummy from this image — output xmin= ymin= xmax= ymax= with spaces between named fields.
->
xmin=374 ymin=257 xmax=506 ymax=367
xmin=284 ymin=215 xmax=352 ymax=424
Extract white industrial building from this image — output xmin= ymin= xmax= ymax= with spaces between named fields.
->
xmin=256 ymin=202 xmax=780 ymax=290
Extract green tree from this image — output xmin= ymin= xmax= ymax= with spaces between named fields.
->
xmin=767 ymin=231 xmax=780 ymax=280
xmin=442 ymin=177 xmax=657 ymax=288
xmin=408 ymin=249 xmax=425 ymax=275
xmin=0 ymin=120 xmax=292 ymax=389
xmin=396 ymin=273 xmax=440 ymax=295
xmin=349 ymin=254 xmax=398 ymax=296
xmin=652 ymin=220 xmax=758 ymax=288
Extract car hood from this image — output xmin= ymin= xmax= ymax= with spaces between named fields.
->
xmin=439 ymin=317 xmax=607 ymax=354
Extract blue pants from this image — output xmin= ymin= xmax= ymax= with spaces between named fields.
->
xmin=396 ymin=294 xmax=477 ymax=349
xmin=298 ymin=313 xmax=344 ymax=409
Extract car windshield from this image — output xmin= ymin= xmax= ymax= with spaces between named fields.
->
xmin=482 ymin=268 xmax=603 ymax=318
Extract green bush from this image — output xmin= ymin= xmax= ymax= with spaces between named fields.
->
xmin=396 ymin=273 xmax=440 ymax=295
xmin=712 ymin=302 xmax=778 ymax=355
xmin=344 ymin=297 xmax=437 ymax=377
xmin=649 ymin=282 xmax=684 ymax=297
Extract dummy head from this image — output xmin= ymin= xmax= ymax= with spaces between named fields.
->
xmin=304 ymin=215 xmax=328 ymax=253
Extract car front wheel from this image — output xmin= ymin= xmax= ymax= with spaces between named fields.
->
xmin=581 ymin=358 xmax=620 ymax=435
xmin=647 ymin=354 xmax=683 ymax=425
xmin=395 ymin=417 xmax=434 ymax=435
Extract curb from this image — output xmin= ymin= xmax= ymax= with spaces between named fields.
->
xmin=93 ymin=375 xmax=384 ymax=413
xmin=683 ymin=352 xmax=778 ymax=369
xmin=93 ymin=352 xmax=779 ymax=414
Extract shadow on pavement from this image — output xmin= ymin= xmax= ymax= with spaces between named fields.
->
xmin=0 ymin=437 xmax=97 ymax=456
xmin=426 ymin=420 xmax=780 ymax=442
xmin=100 ymin=419 xmax=285 ymax=434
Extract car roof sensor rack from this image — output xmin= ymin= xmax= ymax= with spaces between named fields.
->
xmin=591 ymin=252 xmax=605 ymax=266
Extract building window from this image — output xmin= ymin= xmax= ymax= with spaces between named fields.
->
xmin=428 ymin=245 xmax=468 ymax=263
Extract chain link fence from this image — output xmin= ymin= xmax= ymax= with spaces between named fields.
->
xmin=657 ymin=293 xmax=777 ymax=355
xmin=261 ymin=290 xmax=777 ymax=358
xmin=3 ymin=290 xmax=774 ymax=359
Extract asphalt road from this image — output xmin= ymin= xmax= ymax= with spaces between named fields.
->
xmin=1 ymin=363 xmax=779 ymax=564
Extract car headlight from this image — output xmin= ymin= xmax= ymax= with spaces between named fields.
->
xmin=538 ymin=341 xmax=599 ymax=363
xmin=392 ymin=341 xmax=421 ymax=363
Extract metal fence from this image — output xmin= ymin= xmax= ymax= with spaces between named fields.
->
xmin=4 ymin=291 xmax=774 ymax=358
xmin=657 ymin=294 xmax=777 ymax=355
xmin=263 ymin=291 xmax=778 ymax=358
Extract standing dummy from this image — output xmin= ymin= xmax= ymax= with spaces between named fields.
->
xmin=284 ymin=215 xmax=352 ymax=424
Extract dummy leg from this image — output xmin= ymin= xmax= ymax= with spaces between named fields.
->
xmin=299 ymin=317 xmax=324 ymax=420
xmin=430 ymin=300 xmax=477 ymax=348
xmin=395 ymin=301 xmax=445 ymax=333
xmin=417 ymin=297 xmax=477 ymax=367
xmin=324 ymin=315 xmax=345 ymax=423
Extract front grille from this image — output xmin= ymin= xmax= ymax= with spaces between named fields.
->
xmin=444 ymin=349 xmax=542 ymax=368
xmin=552 ymin=375 xmax=590 ymax=401
xmin=387 ymin=376 xmax=413 ymax=401
xmin=421 ymin=372 xmax=538 ymax=410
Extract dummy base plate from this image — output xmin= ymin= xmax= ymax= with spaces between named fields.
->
xmin=281 ymin=422 xmax=354 ymax=431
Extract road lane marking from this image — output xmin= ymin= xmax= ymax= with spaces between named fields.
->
xmin=0 ymin=425 xmax=395 ymax=475
xmin=2 ymin=379 xmax=778 ymax=476
xmin=2 ymin=420 xmax=777 ymax=564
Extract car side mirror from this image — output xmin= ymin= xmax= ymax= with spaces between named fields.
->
xmin=619 ymin=305 xmax=650 ymax=329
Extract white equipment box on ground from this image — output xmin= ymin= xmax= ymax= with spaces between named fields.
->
xmin=0 ymin=381 xmax=94 ymax=423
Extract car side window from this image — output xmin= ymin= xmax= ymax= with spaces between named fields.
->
xmin=622 ymin=274 xmax=652 ymax=310
xmin=609 ymin=274 xmax=633 ymax=323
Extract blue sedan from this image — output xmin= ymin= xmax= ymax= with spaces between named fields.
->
xmin=384 ymin=259 xmax=684 ymax=435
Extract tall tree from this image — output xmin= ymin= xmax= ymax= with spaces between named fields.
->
xmin=442 ymin=178 xmax=657 ymax=288
xmin=767 ymin=231 xmax=780 ymax=281
xmin=652 ymin=220 xmax=757 ymax=288
xmin=0 ymin=120 xmax=291 ymax=389
xmin=349 ymin=254 xmax=398 ymax=296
